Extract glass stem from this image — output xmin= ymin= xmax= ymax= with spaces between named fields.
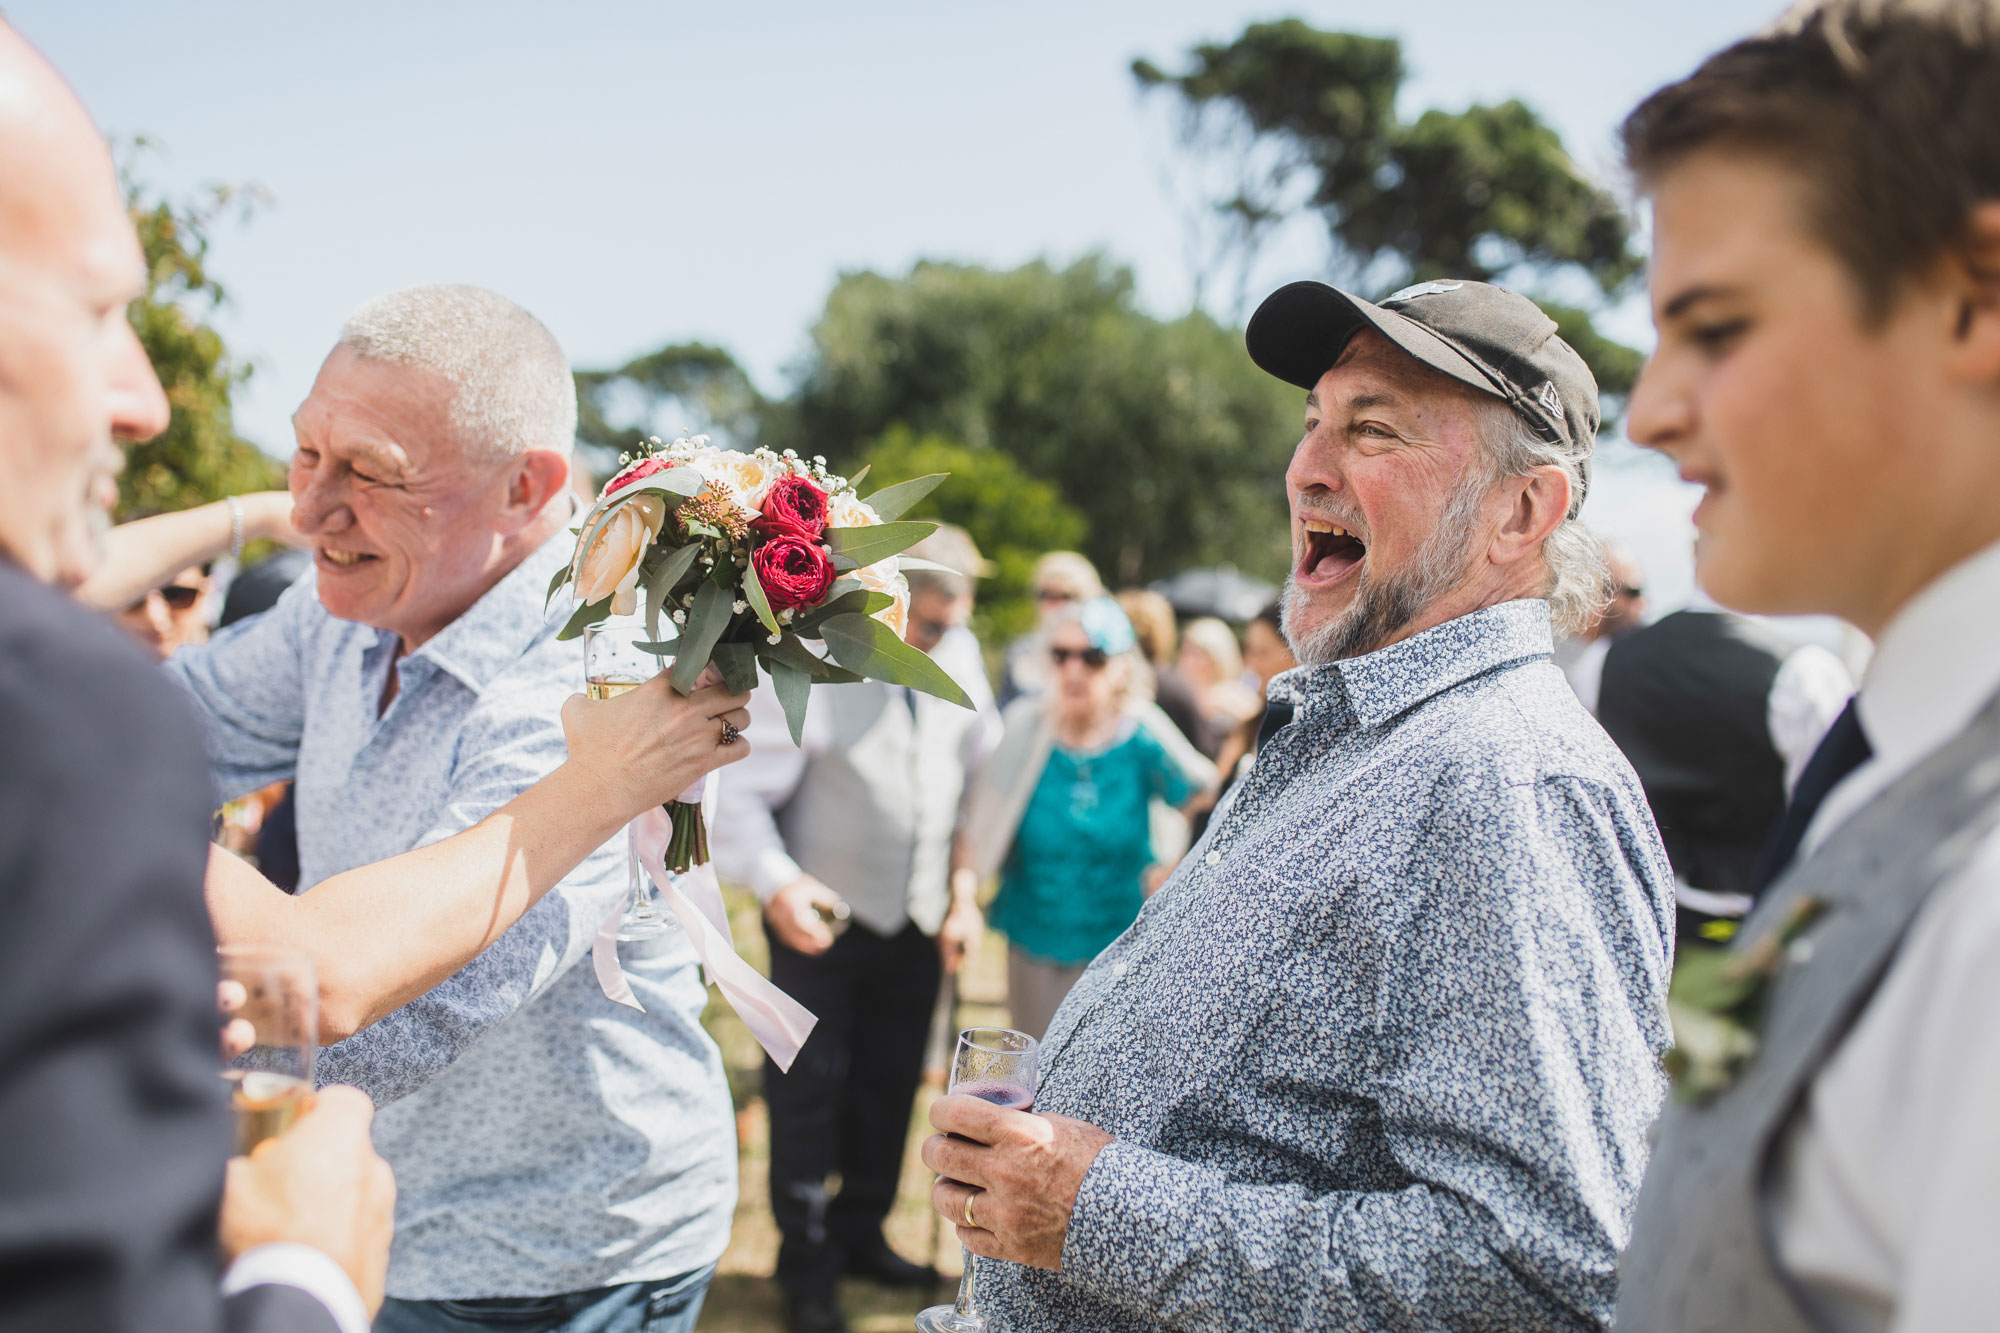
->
xmin=955 ymin=1244 xmax=979 ymax=1320
xmin=627 ymin=824 xmax=651 ymax=916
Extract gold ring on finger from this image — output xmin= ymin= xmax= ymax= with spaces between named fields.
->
xmin=963 ymin=1192 xmax=979 ymax=1229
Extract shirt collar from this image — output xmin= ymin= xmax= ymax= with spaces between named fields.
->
xmin=1855 ymin=535 xmax=2000 ymax=777
xmin=406 ymin=523 xmax=576 ymax=695
xmin=1269 ymin=598 xmax=1553 ymax=731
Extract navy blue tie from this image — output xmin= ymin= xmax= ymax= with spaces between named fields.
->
xmin=1753 ymin=698 xmax=1872 ymax=894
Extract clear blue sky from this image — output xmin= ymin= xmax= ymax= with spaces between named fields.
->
xmin=12 ymin=0 xmax=1783 ymax=614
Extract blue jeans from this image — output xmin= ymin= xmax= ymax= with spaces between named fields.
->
xmin=373 ymin=1266 xmax=712 ymax=1333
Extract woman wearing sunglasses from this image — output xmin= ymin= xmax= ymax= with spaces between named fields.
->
xmin=960 ymin=597 xmax=1217 ymax=1038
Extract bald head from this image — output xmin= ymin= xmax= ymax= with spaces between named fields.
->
xmin=0 ymin=22 xmax=167 ymax=586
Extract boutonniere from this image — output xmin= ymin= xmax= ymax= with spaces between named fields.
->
xmin=1663 ymin=895 xmax=1825 ymax=1103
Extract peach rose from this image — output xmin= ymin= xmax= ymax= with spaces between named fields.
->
xmin=852 ymin=558 xmax=910 ymax=640
xmin=574 ymin=499 xmax=662 ymax=610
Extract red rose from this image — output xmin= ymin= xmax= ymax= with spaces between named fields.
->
xmin=752 ymin=531 xmax=836 ymax=609
xmin=760 ymin=474 xmax=830 ymax=539
xmin=606 ymin=457 xmax=673 ymax=493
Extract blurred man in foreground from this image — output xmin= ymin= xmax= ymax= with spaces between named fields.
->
xmin=1615 ymin=2 xmax=2000 ymax=1326
xmin=924 ymin=279 xmax=1674 ymax=1330
xmin=0 ymin=20 xmax=391 ymax=1331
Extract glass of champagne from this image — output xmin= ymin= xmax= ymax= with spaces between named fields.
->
xmin=584 ymin=617 xmax=672 ymax=940
xmin=916 ymin=1027 xmax=1040 ymax=1333
xmin=218 ymin=944 xmax=316 ymax=1156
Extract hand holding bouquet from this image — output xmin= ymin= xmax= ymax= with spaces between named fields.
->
xmin=552 ymin=436 xmax=970 ymax=871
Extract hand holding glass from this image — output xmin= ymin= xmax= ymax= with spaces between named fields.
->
xmin=583 ymin=617 xmax=672 ymax=940
xmin=218 ymin=944 xmax=316 ymax=1156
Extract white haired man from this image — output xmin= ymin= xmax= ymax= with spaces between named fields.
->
xmin=920 ymin=280 xmax=1675 ymax=1330
xmin=113 ymin=285 xmax=753 ymax=1333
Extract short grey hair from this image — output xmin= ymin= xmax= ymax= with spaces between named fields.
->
xmin=1472 ymin=397 xmax=1607 ymax=636
xmin=338 ymin=284 xmax=577 ymax=461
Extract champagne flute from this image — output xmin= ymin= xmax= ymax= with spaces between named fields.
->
xmin=583 ymin=617 xmax=672 ymax=940
xmin=218 ymin=944 xmax=316 ymax=1156
xmin=916 ymin=1027 xmax=1040 ymax=1333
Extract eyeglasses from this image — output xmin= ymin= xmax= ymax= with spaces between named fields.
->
xmin=127 ymin=585 xmax=203 ymax=614
xmin=911 ymin=618 xmax=952 ymax=642
xmin=1050 ymin=645 xmax=1108 ymax=670
xmin=1614 ymin=585 xmax=1644 ymax=599
xmin=1035 ymin=588 xmax=1079 ymax=604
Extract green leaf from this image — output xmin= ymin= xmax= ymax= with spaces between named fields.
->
xmin=557 ymin=595 xmax=611 ymax=642
xmin=766 ymin=658 xmax=811 ymax=746
xmin=760 ymin=631 xmax=838 ymax=680
xmin=712 ymin=641 xmax=759 ymax=695
xmin=608 ymin=468 xmax=704 ymax=502
xmin=825 ymin=520 xmax=937 ymax=570
xmin=818 ymin=612 xmax=973 ymax=708
xmin=859 ymin=472 xmax=947 ymax=523
xmin=643 ymin=542 xmax=702 ymax=600
xmin=543 ymin=560 xmax=573 ymax=611
xmin=845 ymin=462 xmax=871 ymax=491
xmin=635 ymin=638 xmax=679 ymax=655
xmin=789 ymin=587 xmax=893 ymax=636
xmin=739 ymin=557 xmax=783 ymax=636
xmin=670 ymin=580 xmax=733 ymax=694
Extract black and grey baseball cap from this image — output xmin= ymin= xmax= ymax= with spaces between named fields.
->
xmin=1245 ymin=278 xmax=1600 ymax=511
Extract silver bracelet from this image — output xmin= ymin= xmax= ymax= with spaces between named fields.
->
xmin=225 ymin=495 xmax=245 ymax=560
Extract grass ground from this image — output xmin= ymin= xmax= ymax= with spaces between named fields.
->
xmin=693 ymin=888 xmax=1015 ymax=1333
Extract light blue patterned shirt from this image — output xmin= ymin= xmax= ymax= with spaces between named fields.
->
xmin=167 ymin=528 xmax=735 ymax=1300
xmin=980 ymin=599 xmax=1675 ymax=1332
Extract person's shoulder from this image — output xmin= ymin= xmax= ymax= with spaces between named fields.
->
xmin=1418 ymin=657 xmax=1647 ymax=803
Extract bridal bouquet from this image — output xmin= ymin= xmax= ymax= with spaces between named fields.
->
xmin=552 ymin=435 xmax=970 ymax=870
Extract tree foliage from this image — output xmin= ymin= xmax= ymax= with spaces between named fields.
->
xmin=574 ymin=341 xmax=764 ymax=483
xmin=772 ymin=256 xmax=1299 ymax=588
xmin=856 ymin=426 xmax=1088 ymax=645
xmin=1134 ymin=19 xmax=1643 ymax=417
xmin=118 ymin=151 xmax=282 ymax=517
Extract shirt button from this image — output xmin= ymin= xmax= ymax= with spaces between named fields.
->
xmin=1204 ymin=850 xmax=1221 ymax=866
xmin=1112 ymin=961 xmax=1129 ymax=978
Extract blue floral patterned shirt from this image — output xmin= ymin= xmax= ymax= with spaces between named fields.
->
xmin=979 ymin=599 xmax=1675 ymax=1332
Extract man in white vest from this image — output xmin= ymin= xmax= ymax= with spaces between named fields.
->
xmin=1616 ymin=2 xmax=2000 ymax=1327
xmin=714 ymin=524 xmax=1001 ymax=1333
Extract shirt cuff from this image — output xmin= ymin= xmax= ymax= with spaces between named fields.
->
xmin=1061 ymin=1139 xmax=1216 ymax=1312
xmin=221 ymin=1243 xmax=372 ymax=1333
xmin=748 ymin=846 xmax=806 ymax=903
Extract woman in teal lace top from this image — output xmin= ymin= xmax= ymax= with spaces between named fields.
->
xmin=978 ymin=598 xmax=1217 ymax=1037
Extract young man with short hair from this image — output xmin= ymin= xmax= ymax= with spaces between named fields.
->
xmin=1615 ymin=2 xmax=2000 ymax=1327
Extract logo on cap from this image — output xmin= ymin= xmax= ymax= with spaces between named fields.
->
xmin=1380 ymin=281 xmax=1463 ymax=306
xmin=1538 ymin=380 xmax=1564 ymax=421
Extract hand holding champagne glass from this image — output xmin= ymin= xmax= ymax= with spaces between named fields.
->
xmin=917 ymin=1027 xmax=1040 ymax=1333
xmin=217 ymin=944 xmax=316 ymax=1156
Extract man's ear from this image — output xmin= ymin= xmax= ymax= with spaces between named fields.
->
xmin=1944 ymin=201 xmax=2000 ymax=384
xmin=1490 ymin=464 xmax=1571 ymax=568
xmin=499 ymin=448 xmax=571 ymax=533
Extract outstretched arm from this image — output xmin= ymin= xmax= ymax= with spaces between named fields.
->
xmin=74 ymin=492 xmax=301 ymax=612
xmin=206 ymin=674 xmax=751 ymax=1045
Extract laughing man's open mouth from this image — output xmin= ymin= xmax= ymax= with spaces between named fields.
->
xmin=319 ymin=547 xmax=378 ymax=569
xmin=1299 ymin=518 xmax=1366 ymax=582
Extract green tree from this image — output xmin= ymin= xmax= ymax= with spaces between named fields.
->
xmin=118 ymin=150 xmax=282 ymax=517
xmin=1134 ymin=19 xmax=1642 ymax=407
xmin=778 ymin=255 xmax=1300 ymax=588
xmin=856 ymin=426 xmax=1088 ymax=646
xmin=574 ymin=341 xmax=765 ymax=485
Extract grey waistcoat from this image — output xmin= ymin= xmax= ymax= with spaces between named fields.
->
xmin=1615 ymin=687 xmax=2000 ymax=1331
xmin=775 ymin=680 xmax=976 ymax=937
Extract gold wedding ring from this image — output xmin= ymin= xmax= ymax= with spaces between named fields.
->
xmin=963 ymin=1192 xmax=980 ymax=1229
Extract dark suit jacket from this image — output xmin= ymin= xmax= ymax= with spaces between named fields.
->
xmin=0 ymin=560 xmax=336 ymax=1333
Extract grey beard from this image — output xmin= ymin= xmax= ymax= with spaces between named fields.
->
xmin=1281 ymin=476 xmax=1490 ymax=666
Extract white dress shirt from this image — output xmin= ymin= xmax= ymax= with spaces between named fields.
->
xmin=222 ymin=1244 xmax=371 ymax=1333
xmin=1771 ymin=537 xmax=2000 ymax=1332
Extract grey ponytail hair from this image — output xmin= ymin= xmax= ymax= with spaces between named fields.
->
xmin=1473 ymin=398 xmax=1608 ymax=636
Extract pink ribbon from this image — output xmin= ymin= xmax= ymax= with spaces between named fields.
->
xmin=590 ymin=776 xmax=818 ymax=1072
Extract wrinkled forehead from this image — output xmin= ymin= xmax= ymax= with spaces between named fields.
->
xmin=295 ymin=346 xmax=470 ymax=469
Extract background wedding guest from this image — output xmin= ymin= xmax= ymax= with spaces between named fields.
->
xmin=999 ymin=550 xmax=1104 ymax=706
xmin=114 ymin=560 xmax=212 ymax=661
xmin=1115 ymin=587 xmax=1215 ymax=757
xmin=1176 ymin=615 xmax=1261 ymax=738
xmin=1597 ymin=604 xmax=1849 ymax=940
xmin=1553 ymin=539 xmax=1646 ymax=715
xmin=927 ymin=279 xmax=1673 ymax=1332
xmin=0 ymin=20 xmax=393 ymax=1330
xmin=111 ymin=284 xmax=753 ymax=1333
xmin=1615 ymin=4 xmax=2000 ymax=1325
xmin=713 ymin=524 xmax=999 ymax=1333
xmin=1193 ymin=600 xmax=1302 ymax=845
xmin=963 ymin=597 xmax=1215 ymax=1039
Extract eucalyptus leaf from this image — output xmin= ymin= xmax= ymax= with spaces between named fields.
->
xmin=845 ymin=463 xmax=871 ymax=491
xmin=712 ymin=641 xmax=759 ymax=695
xmin=765 ymin=658 xmax=812 ymax=746
xmin=859 ymin=472 xmax=946 ymax=523
xmin=635 ymin=638 xmax=679 ymax=655
xmin=818 ymin=612 xmax=973 ymax=708
xmin=606 ymin=468 xmax=704 ymax=503
xmin=544 ymin=561 xmax=572 ymax=611
xmin=740 ymin=558 xmax=782 ymax=636
xmin=669 ymin=580 xmax=732 ymax=694
xmin=790 ymin=587 xmax=893 ymax=635
xmin=557 ymin=595 xmax=611 ymax=642
xmin=760 ymin=631 xmax=840 ymax=680
xmin=643 ymin=542 xmax=702 ymax=600
xmin=825 ymin=520 xmax=938 ymax=570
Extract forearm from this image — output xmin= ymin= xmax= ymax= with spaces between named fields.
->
xmin=207 ymin=760 xmax=632 ymax=1043
xmin=75 ymin=493 xmax=291 ymax=611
